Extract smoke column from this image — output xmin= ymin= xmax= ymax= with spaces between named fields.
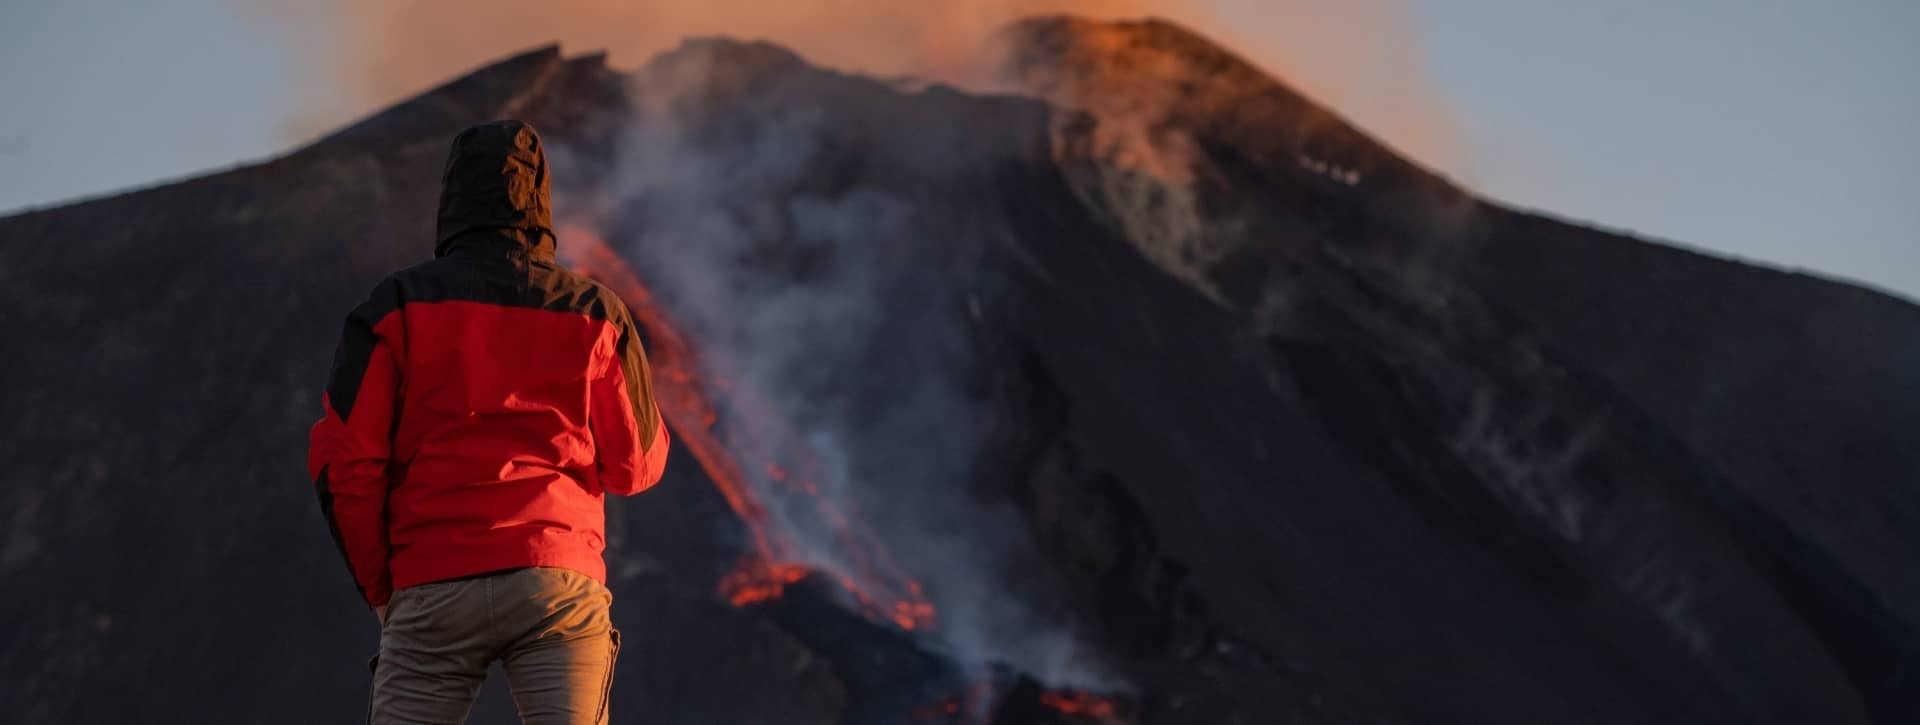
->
xmin=555 ymin=39 xmax=1120 ymax=694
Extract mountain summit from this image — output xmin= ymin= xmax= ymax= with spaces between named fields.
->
xmin=1 ymin=17 xmax=1914 ymax=725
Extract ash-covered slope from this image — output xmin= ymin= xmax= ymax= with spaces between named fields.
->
xmin=997 ymin=17 xmax=1920 ymax=722
xmin=0 ymin=17 xmax=1913 ymax=725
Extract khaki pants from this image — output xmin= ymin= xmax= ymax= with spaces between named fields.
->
xmin=368 ymin=567 xmax=621 ymax=724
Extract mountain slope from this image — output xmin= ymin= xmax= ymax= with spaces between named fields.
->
xmin=0 ymin=17 xmax=1912 ymax=725
xmin=999 ymin=17 xmax=1919 ymax=720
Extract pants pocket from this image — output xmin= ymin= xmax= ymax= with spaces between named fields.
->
xmin=594 ymin=629 xmax=622 ymax=725
xmin=365 ymin=653 xmax=381 ymax=724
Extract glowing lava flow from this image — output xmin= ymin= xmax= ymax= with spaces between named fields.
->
xmin=911 ymin=681 xmax=996 ymax=722
xmin=913 ymin=682 xmax=1130 ymax=724
xmin=567 ymin=229 xmax=1131 ymax=723
xmin=563 ymin=228 xmax=936 ymax=631
xmin=1038 ymin=690 xmax=1122 ymax=720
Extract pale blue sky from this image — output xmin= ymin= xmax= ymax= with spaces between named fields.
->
xmin=3 ymin=1 xmax=1913 ymax=298
xmin=1404 ymin=0 xmax=1917 ymax=299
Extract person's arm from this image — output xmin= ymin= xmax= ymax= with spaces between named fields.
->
xmin=307 ymin=281 xmax=404 ymax=611
xmin=591 ymin=307 xmax=669 ymax=496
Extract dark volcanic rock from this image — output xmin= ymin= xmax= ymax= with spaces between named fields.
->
xmin=0 ymin=17 xmax=1913 ymax=725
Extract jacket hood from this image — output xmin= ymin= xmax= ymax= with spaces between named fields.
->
xmin=434 ymin=120 xmax=555 ymax=259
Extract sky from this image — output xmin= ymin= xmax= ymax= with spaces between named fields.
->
xmin=2 ymin=0 xmax=1914 ymax=299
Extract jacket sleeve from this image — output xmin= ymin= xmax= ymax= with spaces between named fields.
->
xmin=591 ymin=307 xmax=669 ymax=496
xmin=307 ymin=281 xmax=404 ymax=608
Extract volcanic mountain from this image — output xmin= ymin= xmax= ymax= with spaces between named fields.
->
xmin=2 ymin=16 xmax=1915 ymax=725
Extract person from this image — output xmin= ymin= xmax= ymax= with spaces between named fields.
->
xmin=306 ymin=120 xmax=669 ymax=724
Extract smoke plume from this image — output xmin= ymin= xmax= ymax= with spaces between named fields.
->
xmin=556 ymin=39 xmax=1121 ymax=694
xmin=245 ymin=0 xmax=1463 ymax=175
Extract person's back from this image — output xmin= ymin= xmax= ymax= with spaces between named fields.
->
xmin=307 ymin=120 xmax=669 ymax=724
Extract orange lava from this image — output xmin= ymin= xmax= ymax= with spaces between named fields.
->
xmin=564 ymin=227 xmax=937 ymax=632
xmin=1039 ymin=690 xmax=1121 ymax=720
xmin=911 ymin=680 xmax=997 ymax=723
xmin=564 ymin=229 xmax=787 ymax=593
xmin=721 ymin=561 xmax=812 ymax=606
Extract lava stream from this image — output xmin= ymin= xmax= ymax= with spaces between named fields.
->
xmin=1038 ymin=690 xmax=1123 ymax=720
xmin=564 ymin=228 xmax=936 ymax=630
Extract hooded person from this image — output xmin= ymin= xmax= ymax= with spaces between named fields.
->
xmin=307 ymin=120 xmax=669 ymax=724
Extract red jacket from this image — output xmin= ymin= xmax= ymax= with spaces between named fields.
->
xmin=308 ymin=121 xmax=667 ymax=608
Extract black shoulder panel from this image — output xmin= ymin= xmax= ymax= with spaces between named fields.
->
xmin=390 ymin=256 xmax=619 ymax=319
xmin=324 ymin=277 xmax=403 ymax=421
xmin=327 ymin=257 xmax=619 ymax=421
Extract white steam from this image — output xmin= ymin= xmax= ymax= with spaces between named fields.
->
xmin=560 ymin=41 xmax=1117 ymax=691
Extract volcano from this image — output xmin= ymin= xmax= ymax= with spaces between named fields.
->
xmin=2 ymin=16 xmax=1915 ymax=725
